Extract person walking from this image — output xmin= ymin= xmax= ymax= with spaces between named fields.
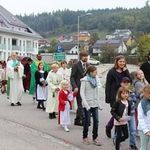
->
xmin=70 ymin=51 xmax=89 ymax=126
xmin=80 ymin=65 xmax=101 ymax=146
xmin=35 ymin=63 xmax=48 ymax=110
xmin=105 ymin=55 xmax=131 ymax=138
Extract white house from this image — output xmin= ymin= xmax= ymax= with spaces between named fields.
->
xmin=0 ymin=5 xmax=42 ymax=60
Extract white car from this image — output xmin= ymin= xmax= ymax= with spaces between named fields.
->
xmin=88 ymin=58 xmax=100 ymax=65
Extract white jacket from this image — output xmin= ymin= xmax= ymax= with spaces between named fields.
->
xmin=138 ymin=102 xmax=150 ymax=134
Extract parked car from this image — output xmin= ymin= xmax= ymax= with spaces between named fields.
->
xmin=88 ymin=58 xmax=100 ymax=65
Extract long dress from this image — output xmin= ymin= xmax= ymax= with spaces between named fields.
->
xmin=29 ymin=60 xmax=50 ymax=95
xmin=6 ymin=60 xmax=24 ymax=104
xmin=46 ymin=70 xmax=62 ymax=113
xmin=35 ymin=70 xmax=48 ymax=101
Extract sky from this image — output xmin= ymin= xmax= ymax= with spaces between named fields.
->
xmin=0 ymin=0 xmax=147 ymax=15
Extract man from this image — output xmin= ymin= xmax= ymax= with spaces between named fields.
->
xmin=29 ymin=54 xmax=50 ymax=96
xmin=140 ymin=53 xmax=150 ymax=83
xmin=70 ymin=51 xmax=89 ymax=126
xmin=6 ymin=52 xmax=24 ymax=106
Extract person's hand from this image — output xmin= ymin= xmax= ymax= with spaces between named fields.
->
xmin=119 ymin=117 xmax=125 ymax=122
xmin=74 ymin=88 xmax=78 ymax=93
xmin=55 ymin=88 xmax=60 ymax=92
xmin=122 ymin=67 xmax=127 ymax=71
xmin=145 ymin=131 xmax=150 ymax=137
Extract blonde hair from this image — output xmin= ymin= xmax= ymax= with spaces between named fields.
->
xmin=143 ymin=84 xmax=150 ymax=95
xmin=116 ymin=86 xmax=129 ymax=101
xmin=51 ymin=63 xmax=59 ymax=68
xmin=60 ymin=80 xmax=69 ymax=89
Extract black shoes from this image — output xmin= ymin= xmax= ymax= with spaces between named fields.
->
xmin=106 ymin=128 xmax=111 ymax=138
xmin=11 ymin=103 xmax=15 ymax=106
xmin=130 ymin=145 xmax=138 ymax=150
xmin=16 ymin=102 xmax=22 ymax=106
xmin=49 ymin=113 xmax=56 ymax=119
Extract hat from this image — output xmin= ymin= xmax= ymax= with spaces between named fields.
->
xmin=121 ymin=77 xmax=130 ymax=83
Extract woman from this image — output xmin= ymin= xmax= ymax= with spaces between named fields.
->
xmin=80 ymin=65 xmax=101 ymax=146
xmin=105 ymin=55 xmax=131 ymax=138
xmin=35 ymin=63 xmax=48 ymax=110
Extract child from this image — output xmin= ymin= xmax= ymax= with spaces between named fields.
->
xmin=111 ymin=86 xmax=131 ymax=150
xmin=80 ymin=65 xmax=101 ymax=146
xmin=120 ymin=77 xmax=138 ymax=150
xmin=138 ymin=84 xmax=150 ymax=150
xmin=58 ymin=80 xmax=76 ymax=132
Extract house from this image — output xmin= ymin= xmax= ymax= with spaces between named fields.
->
xmin=0 ymin=5 xmax=42 ymax=60
xmin=74 ymin=31 xmax=91 ymax=42
xmin=92 ymin=39 xmax=127 ymax=56
xmin=58 ymin=34 xmax=73 ymax=43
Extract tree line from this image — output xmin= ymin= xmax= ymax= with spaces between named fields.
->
xmin=17 ymin=4 xmax=150 ymax=38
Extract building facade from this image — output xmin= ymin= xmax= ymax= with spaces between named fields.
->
xmin=0 ymin=5 xmax=42 ymax=60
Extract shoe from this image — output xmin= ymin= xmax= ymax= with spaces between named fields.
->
xmin=37 ymin=106 xmax=42 ymax=109
xmin=130 ymin=145 xmax=138 ymax=150
xmin=52 ymin=112 xmax=56 ymax=118
xmin=93 ymin=138 xmax=102 ymax=146
xmin=16 ymin=102 xmax=21 ymax=106
xmin=11 ymin=103 xmax=15 ymax=106
xmin=42 ymin=107 xmax=46 ymax=111
xmin=74 ymin=121 xmax=83 ymax=126
xmin=106 ymin=128 xmax=111 ymax=138
xmin=82 ymin=138 xmax=91 ymax=145
xmin=64 ymin=126 xmax=70 ymax=132
xmin=49 ymin=113 xmax=53 ymax=119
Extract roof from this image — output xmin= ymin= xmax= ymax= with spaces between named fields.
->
xmin=0 ymin=5 xmax=42 ymax=39
xmin=92 ymin=39 xmax=123 ymax=49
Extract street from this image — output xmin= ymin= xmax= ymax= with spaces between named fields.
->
xmin=0 ymin=64 xmax=144 ymax=150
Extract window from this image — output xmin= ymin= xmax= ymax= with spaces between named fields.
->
xmin=12 ymin=38 xmax=17 ymax=46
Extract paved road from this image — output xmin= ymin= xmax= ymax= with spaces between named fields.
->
xmin=0 ymin=64 xmax=143 ymax=150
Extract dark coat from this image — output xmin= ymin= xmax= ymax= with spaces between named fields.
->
xmin=35 ymin=71 xmax=48 ymax=86
xmin=111 ymin=100 xmax=131 ymax=121
xmin=140 ymin=62 xmax=150 ymax=83
xmin=105 ymin=67 xmax=130 ymax=107
xmin=70 ymin=61 xmax=89 ymax=89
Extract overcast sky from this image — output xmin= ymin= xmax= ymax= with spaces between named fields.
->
xmin=0 ymin=0 xmax=146 ymax=15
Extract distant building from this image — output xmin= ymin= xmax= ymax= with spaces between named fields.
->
xmin=0 ymin=5 xmax=42 ymax=60
xmin=58 ymin=35 xmax=73 ymax=43
xmin=92 ymin=39 xmax=127 ymax=56
xmin=74 ymin=31 xmax=91 ymax=42
xmin=38 ymin=39 xmax=50 ymax=48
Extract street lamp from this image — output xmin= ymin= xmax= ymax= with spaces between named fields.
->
xmin=77 ymin=13 xmax=92 ymax=51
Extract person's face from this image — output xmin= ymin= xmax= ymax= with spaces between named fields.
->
xmin=63 ymin=83 xmax=69 ymax=90
xmin=52 ymin=67 xmax=58 ymax=73
xmin=81 ymin=56 xmax=88 ymax=62
xmin=136 ymin=70 xmax=144 ymax=80
xmin=121 ymin=91 xmax=129 ymax=100
xmin=90 ymin=70 xmax=97 ymax=78
xmin=62 ymin=63 xmax=67 ymax=69
xmin=117 ymin=58 xmax=126 ymax=69
xmin=39 ymin=64 xmax=43 ymax=70
xmin=121 ymin=82 xmax=130 ymax=88
xmin=37 ymin=55 xmax=42 ymax=61
xmin=11 ymin=54 xmax=17 ymax=60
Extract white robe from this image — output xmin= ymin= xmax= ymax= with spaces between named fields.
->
xmin=57 ymin=67 xmax=70 ymax=81
xmin=46 ymin=71 xmax=62 ymax=113
xmin=7 ymin=60 xmax=24 ymax=104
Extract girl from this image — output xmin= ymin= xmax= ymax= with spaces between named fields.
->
xmin=111 ymin=87 xmax=131 ymax=150
xmin=58 ymin=80 xmax=76 ymax=132
xmin=35 ymin=62 xmax=48 ymax=110
xmin=46 ymin=63 xmax=62 ymax=119
xmin=80 ymin=65 xmax=101 ymax=146
xmin=105 ymin=55 xmax=131 ymax=138
xmin=138 ymin=84 xmax=150 ymax=150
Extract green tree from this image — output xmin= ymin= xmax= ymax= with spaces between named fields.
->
xmin=138 ymin=34 xmax=150 ymax=61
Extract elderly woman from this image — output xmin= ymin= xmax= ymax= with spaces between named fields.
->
xmin=46 ymin=63 xmax=62 ymax=119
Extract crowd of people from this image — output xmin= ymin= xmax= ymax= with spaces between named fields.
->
xmin=0 ymin=51 xmax=150 ymax=149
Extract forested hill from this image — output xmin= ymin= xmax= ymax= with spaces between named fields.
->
xmin=17 ymin=5 xmax=150 ymax=37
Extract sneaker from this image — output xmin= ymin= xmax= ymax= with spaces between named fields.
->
xmin=82 ymin=138 xmax=91 ymax=145
xmin=11 ymin=103 xmax=15 ymax=106
xmin=106 ymin=128 xmax=111 ymax=138
xmin=130 ymin=145 xmax=138 ymax=150
xmin=64 ymin=126 xmax=70 ymax=132
xmin=93 ymin=138 xmax=102 ymax=146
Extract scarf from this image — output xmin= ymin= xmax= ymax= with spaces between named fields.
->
xmin=141 ymin=98 xmax=150 ymax=116
xmin=87 ymin=74 xmax=97 ymax=88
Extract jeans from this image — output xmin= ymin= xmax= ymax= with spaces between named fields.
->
xmin=83 ymin=107 xmax=99 ymax=140
xmin=139 ymin=131 xmax=150 ymax=150
xmin=128 ymin=115 xmax=136 ymax=146
xmin=115 ymin=124 xmax=129 ymax=150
